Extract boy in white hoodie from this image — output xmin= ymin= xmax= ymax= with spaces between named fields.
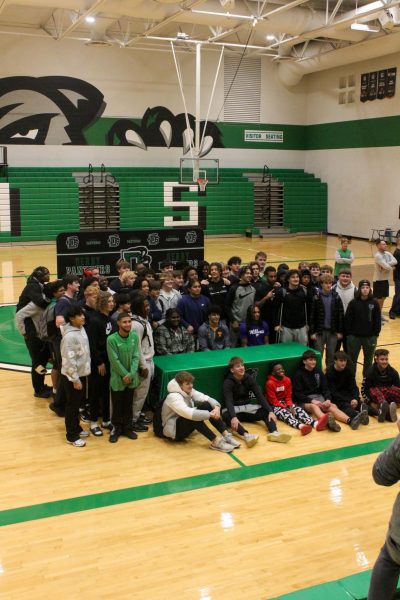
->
xmin=61 ymin=306 xmax=91 ymax=447
xmin=161 ymin=371 xmax=239 ymax=452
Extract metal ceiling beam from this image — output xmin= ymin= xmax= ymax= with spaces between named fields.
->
xmin=208 ymin=21 xmax=249 ymax=41
xmin=42 ymin=8 xmax=80 ymax=40
xmin=261 ymin=0 xmax=312 ymax=19
xmin=268 ymin=0 xmax=400 ymax=50
xmin=327 ymin=0 xmax=345 ymax=24
xmin=137 ymin=0 xmax=209 ymax=41
xmin=57 ymin=0 xmax=108 ymax=40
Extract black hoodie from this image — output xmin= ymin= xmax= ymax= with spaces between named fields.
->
xmin=223 ymin=372 xmax=272 ymax=419
xmin=293 ymin=364 xmax=331 ymax=404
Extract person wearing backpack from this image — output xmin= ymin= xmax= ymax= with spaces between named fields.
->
xmin=16 ymin=278 xmax=65 ymax=401
xmin=160 ymin=371 xmax=240 ymax=453
xmin=130 ymin=294 xmax=154 ymax=433
xmin=15 ymin=266 xmax=52 ymax=398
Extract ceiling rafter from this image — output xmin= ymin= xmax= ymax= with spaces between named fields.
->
xmin=267 ymin=0 xmax=400 ymax=50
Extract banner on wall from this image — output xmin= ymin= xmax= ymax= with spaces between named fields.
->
xmin=360 ymin=67 xmax=396 ymax=102
xmin=56 ymin=229 xmax=204 ymax=278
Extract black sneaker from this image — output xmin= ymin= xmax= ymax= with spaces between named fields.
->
xmin=123 ymin=430 xmax=138 ymax=440
xmin=389 ymin=401 xmax=398 ymax=423
xmin=49 ymin=402 xmax=65 ymax=417
xmin=132 ymin=421 xmax=148 ymax=432
xmin=109 ymin=427 xmax=121 ymax=443
xmin=327 ymin=414 xmax=341 ymax=432
xmin=34 ymin=389 xmax=52 ymax=399
xmin=79 ymin=410 xmax=91 ymax=423
xmin=378 ymin=400 xmax=389 ymax=423
xmin=349 ymin=413 xmax=361 ymax=430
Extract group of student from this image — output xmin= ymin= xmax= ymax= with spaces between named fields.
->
xmin=159 ymin=346 xmax=400 ymax=453
xmin=14 ymin=235 xmax=400 ymax=447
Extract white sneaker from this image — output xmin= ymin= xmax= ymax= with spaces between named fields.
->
xmin=223 ymin=432 xmax=241 ymax=448
xmin=67 ymin=438 xmax=86 ymax=447
xmin=210 ymin=436 xmax=235 ymax=453
xmin=243 ymin=432 xmax=259 ymax=447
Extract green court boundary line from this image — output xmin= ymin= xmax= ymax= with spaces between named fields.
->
xmin=270 ymin=568 xmax=400 ymax=600
xmin=0 ymin=437 xmax=393 ymax=528
xmin=270 ymin=570 xmax=373 ymax=600
xmin=228 ymin=452 xmax=246 ymax=467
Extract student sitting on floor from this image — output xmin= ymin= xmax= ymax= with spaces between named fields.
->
xmin=265 ymin=363 xmax=330 ymax=435
xmin=292 ymin=350 xmax=346 ymax=432
xmin=364 ymin=348 xmax=400 ymax=423
xmin=325 ymin=351 xmax=369 ymax=429
xmin=222 ymin=356 xmax=291 ymax=447
xmin=161 ymin=371 xmax=240 ymax=453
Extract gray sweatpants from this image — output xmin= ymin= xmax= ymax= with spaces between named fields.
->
xmin=279 ymin=326 xmax=308 ymax=346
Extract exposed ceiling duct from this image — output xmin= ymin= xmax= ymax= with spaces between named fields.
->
xmin=0 ymin=0 xmax=400 ymax=82
xmin=278 ymin=28 xmax=400 ymax=86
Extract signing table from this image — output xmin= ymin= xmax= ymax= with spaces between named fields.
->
xmin=154 ymin=343 xmax=318 ymax=403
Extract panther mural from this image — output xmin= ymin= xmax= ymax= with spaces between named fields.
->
xmin=0 ymin=76 xmax=224 ymax=155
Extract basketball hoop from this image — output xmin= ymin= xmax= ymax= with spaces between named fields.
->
xmin=197 ymin=177 xmax=208 ymax=195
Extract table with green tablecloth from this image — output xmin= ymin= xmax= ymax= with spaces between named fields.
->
xmin=153 ymin=343 xmax=319 ymax=403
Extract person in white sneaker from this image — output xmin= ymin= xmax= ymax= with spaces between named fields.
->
xmin=222 ymin=356 xmax=291 ymax=447
xmin=161 ymin=371 xmax=239 ymax=452
xmin=60 ymin=305 xmax=91 ymax=447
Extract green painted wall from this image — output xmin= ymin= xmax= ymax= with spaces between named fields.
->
xmin=85 ymin=114 xmax=400 ymax=151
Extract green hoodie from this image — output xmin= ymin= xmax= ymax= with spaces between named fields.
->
xmin=107 ymin=330 xmax=140 ymax=391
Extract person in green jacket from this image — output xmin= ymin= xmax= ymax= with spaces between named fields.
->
xmin=334 ymin=236 xmax=354 ymax=279
xmin=106 ymin=312 xmax=141 ymax=443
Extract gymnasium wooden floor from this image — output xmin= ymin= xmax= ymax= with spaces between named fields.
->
xmin=1 ymin=234 xmax=399 ymax=599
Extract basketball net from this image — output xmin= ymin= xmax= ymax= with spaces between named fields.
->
xmin=197 ymin=178 xmax=208 ymax=193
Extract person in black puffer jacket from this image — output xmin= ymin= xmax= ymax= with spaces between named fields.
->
xmin=310 ymin=274 xmax=344 ymax=369
xmin=16 ymin=266 xmax=51 ymax=397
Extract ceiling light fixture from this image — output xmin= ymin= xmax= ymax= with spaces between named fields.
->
xmin=266 ymin=34 xmax=275 ymax=40
xmin=350 ymin=22 xmax=380 ymax=31
xmin=351 ymin=0 xmax=380 ymax=33
xmin=85 ymin=15 xmax=96 ymax=24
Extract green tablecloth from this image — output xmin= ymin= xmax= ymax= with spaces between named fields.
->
xmin=153 ymin=343 xmax=319 ymax=403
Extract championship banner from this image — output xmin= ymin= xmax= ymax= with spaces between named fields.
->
xmin=361 ymin=67 xmax=396 ymax=102
xmin=56 ymin=229 xmax=204 ymax=278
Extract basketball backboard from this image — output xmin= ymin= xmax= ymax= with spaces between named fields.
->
xmin=180 ymin=158 xmax=219 ymax=184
